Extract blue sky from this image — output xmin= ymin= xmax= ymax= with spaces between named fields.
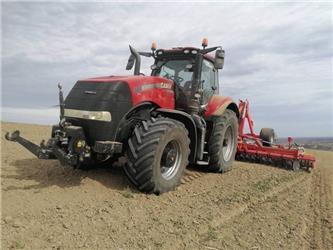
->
xmin=1 ymin=2 xmax=332 ymax=137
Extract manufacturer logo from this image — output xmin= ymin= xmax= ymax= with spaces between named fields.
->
xmin=84 ymin=90 xmax=97 ymax=95
xmin=135 ymin=82 xmax=173 ymax=93
xmin=160 ymin=82 xmax=172 ymax=89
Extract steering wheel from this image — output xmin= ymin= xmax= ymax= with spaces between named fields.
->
xmin=183 ymin=81 xmax=192 ymax=91
xmin=170 ymin=75 xmax=184 ymax=84
xmin=163 ymin=73 xmax=184 ymax=84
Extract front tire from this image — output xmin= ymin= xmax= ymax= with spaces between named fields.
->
xmin=124 ymin=117 xmax=190 ymax=194
xmin=206 ymin=110 xmax=238 ymax=173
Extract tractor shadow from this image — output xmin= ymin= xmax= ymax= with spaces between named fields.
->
xmin=2 ymin=157 xmax=133 ymax=192
xmin=3 ymin=158 xmax=214 ymax=193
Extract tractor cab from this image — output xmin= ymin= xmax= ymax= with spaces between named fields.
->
xmin=126 ymin=39 xmax=225 ymax=115
xmin=151 ymin=47 xmax=220 ymax=111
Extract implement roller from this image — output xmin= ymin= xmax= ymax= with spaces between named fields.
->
xmin=236 ymin=100 xmax=316 ymax=172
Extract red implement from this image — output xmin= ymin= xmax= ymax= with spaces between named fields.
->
xmin=236 ymin=100 xmax=316 ymax=172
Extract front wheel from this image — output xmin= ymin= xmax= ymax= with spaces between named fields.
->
xmin=124 ymin=117 xmax=190 ymax=194
xmin=206 ymin=110 xmax=238 ymax=173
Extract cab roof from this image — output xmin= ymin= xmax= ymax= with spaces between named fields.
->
xmin=155 ymin=47 xmax=215 ymax=62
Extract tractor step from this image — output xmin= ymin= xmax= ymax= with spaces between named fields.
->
xmin=93 ymin=141 xmax=123 ymax=154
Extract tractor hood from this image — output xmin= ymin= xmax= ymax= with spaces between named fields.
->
xmin=81 ymin=75 xmax=173 ymax=88
xmin=79 ymin=75 xmax=175 ymax=108
xmin=63 ymin=75 xmax=175 ymax=144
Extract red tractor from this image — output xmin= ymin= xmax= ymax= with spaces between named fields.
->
xmin=6 ymin=39 xmax=240 ymax=194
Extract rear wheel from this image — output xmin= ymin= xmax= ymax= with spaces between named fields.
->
xmin=124 ymin=117 xmax=190 ymax=194
xmin=206 ymin=110 xmax=238 ymax=173
xmin=260 ymin=128 xmax=276 ymax=147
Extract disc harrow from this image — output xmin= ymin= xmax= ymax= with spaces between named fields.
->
xmin=236 ymin=100 xmax=316 ymax=172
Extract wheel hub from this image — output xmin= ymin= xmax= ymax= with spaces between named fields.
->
xmin=164 ymin=149 xmax=177 ymax=168
xmin=160 ymin=140 xmax=181 ymax=180
xmin=222 ymin=126 xmax=235 ymax=162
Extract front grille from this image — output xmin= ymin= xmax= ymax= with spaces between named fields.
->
xmin=64 ymin=81 xmax=132 ymax=145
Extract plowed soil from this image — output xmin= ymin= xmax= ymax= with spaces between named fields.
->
xmin=1 ymin=122 xmax=332 ymax=249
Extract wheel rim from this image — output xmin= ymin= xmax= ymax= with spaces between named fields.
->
xmin=269 ymin=136 xmax=274 ymax=145
xmin=222 ymin=126 xmax=234 ymax=162
xmin=160 ymin=140 xmax=181 ymax=180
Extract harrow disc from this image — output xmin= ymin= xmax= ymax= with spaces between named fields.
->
xmin=292 ymin=160 xmax=300 ymax=171
xmin=236 ymin=153 xmax=315 ymax=173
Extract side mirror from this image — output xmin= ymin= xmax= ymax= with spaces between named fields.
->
xmin=150 ymin=64 xmax=157 ymax=70
xmin=126 ymin=54 xmax=135 ymax=70
xmin=185 ymin=64 xmax=193 ymax=69
xmin=214 ymin=49 xmax=225 ymax=69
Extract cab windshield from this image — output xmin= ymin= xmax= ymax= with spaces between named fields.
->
xmin=152 ymin=60 xmax=193 ymax=87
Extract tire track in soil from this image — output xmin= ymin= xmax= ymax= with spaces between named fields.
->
xmin=181 ymin=165 xmax=313 ymax=232
xmin=178 ymin=169 xmax=310 ymax=248
xmin=321 ymin=170 xmax=333 ymax=249
xmin=309 ymin=164 xmax=333 ymax=249
xmin=181 ymin=169 xmax=207 ymax=184
xmin=209 ymin=173 xmax=308 ymax=227
xmin=197 ymin=173 xmax=314 ymax=250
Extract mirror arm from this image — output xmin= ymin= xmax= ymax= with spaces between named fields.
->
xmin=126 ymin=54 xmax=135 ymax=70
xmin=200 ymin=46 xmax=221 ymax=54
xmin=138 ymin=52 xmax=153 ymax=57
xmin=129 ymin=45 xmax=141 ymax=75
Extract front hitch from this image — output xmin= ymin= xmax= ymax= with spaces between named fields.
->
xmin=5 ymin=130 xmax=20 ymax=141
xmin=5 ymin=126 xmax=121 ymax=167
xmin=5 ymin=130 xmax=55 ymax=160
xmin=5 ymin=128 xmax=85 ymax=166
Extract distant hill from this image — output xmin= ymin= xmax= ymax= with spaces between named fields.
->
xmin=277 ymin=137 xmax=333 ymax=151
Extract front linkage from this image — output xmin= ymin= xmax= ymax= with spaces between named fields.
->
xmin=5 ymin=124 xmax=122 ymax=167
xmin=6 ymin=125 xmax=87 ymax=166
xmin=5 ymin=85 xmax=122 ymax=168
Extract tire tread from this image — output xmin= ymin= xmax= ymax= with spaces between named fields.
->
xmin=124 ymin=117 xmax=190 ymax=194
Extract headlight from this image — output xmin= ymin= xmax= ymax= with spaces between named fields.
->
xmin=64 ymin=109 xmax=112 ymax=122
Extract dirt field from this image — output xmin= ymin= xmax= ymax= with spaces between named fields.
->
xmin=1 ymin=122 xmax=333 ymax=249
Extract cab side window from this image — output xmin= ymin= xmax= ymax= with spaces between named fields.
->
xmin=201 ymin=59 xmax=216 ymax=104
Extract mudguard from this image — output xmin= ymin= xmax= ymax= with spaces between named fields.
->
xmin=205 ymin=95 xmax=239 ymax=118
xmin=82 ymin=75 xmax=175 ymax=109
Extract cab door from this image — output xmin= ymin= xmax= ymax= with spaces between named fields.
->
xmin=201 ymin=59 xmax=218 ymax=105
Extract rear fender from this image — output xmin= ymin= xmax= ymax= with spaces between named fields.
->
xmin=155 ymin=108 xmax=197 ymax=163
xmin=205 ymin=95 xmax=240 ymax=118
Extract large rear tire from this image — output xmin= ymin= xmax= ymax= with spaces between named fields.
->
xmin=206 ymin=110 xmax=238 ymax=173
xmin=124 ymin=117 xmax=190 ymax=194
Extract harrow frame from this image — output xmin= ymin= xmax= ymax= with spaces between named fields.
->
xmin=236 ymin=100 xmax=316 ymax=172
